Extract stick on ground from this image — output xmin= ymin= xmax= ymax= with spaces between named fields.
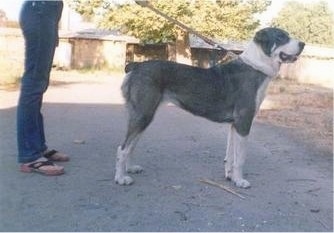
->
xmin=199 ymin=178 xmax=246 ymax=199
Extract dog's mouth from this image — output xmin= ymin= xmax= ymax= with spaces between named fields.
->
xmin=279 ymin=52 xmax=299 ymax=63
xmin=279 ymin=42 xmax=305 ymax=63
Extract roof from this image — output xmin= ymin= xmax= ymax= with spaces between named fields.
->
xmin=189 ymin=34 xmax=245 ymax=51
xmin=60 ymin=28 xmax=139 ymax=43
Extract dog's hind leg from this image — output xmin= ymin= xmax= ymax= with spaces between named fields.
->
xmin=115 ymin=131 xmax=142 ymax=185
xmin=115 ymin=89 xmax=162 ymax=185
xmin=115 ymin=116 xmax=151 ymax=185
xmin=124 ymin=131 xmax=144 ymax=174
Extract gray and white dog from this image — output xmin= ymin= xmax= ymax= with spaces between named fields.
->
xmin=115 ymin=27 xmax=305 ymax=188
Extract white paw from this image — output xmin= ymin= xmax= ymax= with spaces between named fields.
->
xmin=126 ymin=165 xmax=144 ymax=174
xmin=234 ymin=178 xmax=251 ymax=188
xmin=115 ymin=175 xmax=134 ymax=185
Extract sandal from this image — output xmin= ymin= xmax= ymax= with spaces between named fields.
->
xmin=43 ymin=149 xmax=70 ymax=162
xmin=20 ymin=159 xmax=64 ymax=176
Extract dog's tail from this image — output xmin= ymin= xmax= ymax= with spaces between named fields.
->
xmin=122 ymin=62 xmax=140 ymax=102
xmin=122 ymin=62 xmax=141 ymax=103
xmin=125 ymin=62 xmax=140 ymax=73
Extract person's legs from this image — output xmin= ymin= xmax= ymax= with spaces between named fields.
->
xmin=17 ymin=1 xmax=63 ymax=164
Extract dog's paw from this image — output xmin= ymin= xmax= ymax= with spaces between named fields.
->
xmin=225 ymin=169 xmax=233 ymax=181
xmin=234 ymin=178 xmax=251 ymax=189
xmin=115 ymin=175 xmax=134 ymax=185
xmin=224 ymin=160 xmax=233 ymax=181
xmin=225 ymin=173 xmax=232 ymax=181
xmin=126 ymin=165 xmax=144 ymax=174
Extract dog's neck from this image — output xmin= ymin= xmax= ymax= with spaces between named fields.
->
xmin=239 ymin=41 xmax=281 ymax=78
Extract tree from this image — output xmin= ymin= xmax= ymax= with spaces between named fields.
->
xmin=68 ymin=0 xmax=271 ymax=43
xmin=271 ymin=0 xmax=334 ymax=46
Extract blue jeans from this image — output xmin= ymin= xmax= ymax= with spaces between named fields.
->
xmin=17 ymin=1 xmax=63 ymax=163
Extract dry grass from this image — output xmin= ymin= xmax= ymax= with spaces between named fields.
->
xmin=257 ymin=78 xmax=333 ymax=151
xmin=0 ymin=53 xmax=23 ymax=87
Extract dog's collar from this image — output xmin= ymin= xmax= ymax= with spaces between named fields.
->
xmin=239 ymin=56 xmax=279 ymax=78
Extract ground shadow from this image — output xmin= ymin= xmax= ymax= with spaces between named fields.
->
xmin=0 ymin=103 xmax=332 ymax=231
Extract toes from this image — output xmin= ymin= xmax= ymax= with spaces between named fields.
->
xmin=115 ymin=175 xmax=134 ymax=185
xmin=234 ymin=179 xmax=251 ymax=188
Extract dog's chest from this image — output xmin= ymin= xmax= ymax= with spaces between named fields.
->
xmin=255 ymin=77 xmax=271 ymax=112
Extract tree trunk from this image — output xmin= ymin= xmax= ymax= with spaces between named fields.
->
xmin=175 ymin=30 xmax=192 ymax=65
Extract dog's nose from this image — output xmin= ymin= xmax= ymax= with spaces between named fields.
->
xmin=299 ymin=41 xmax=305 ymax=50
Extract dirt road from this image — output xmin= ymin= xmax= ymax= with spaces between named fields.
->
xmin=0 ymin=71 xmax=332 ymax=231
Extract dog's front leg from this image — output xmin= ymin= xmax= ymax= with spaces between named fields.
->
xmin=232 ymin=131 xmax=251 ymax=188
xmin=224 ymin=124 xmax=234 ymax=180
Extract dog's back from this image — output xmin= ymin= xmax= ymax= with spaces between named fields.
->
xmin=124 ymin=62 xmax=141 ymax=73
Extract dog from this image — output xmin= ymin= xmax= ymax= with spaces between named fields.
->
xmin=115 ymin=27 xmax=305 ymax=188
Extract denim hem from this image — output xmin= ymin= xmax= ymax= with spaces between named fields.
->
xmin=18 ymin=154 xmax=43 ymax=163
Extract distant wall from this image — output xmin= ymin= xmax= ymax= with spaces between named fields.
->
xmin=55 ymin=35 xmax=128 ymax=71
xmin=1 ymin=28 xmax=333 ymax=88
xmin=0 ymin=28 xmax=24 ymax=67
xmin=125 ymin=43 xmax=174 ymax=64
xmin=64 ymin=38 xmax=126 ymax=70
xmin=279 ymin=45 xmax=334 ymax=88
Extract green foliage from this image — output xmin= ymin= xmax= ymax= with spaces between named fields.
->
xmin=68 ymin=0 xmax=271 ymax=43
xmin=271 ymin=0 xmax=334 ymax=46
xmin=67 ymin=0 xmax=105 ymax=21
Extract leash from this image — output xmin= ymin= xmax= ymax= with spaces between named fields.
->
xmin=135 ymin=0 xmax=234 ymax=55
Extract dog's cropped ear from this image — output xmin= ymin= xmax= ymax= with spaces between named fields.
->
xmin=254 ymin=28 xmax=274 ymax=57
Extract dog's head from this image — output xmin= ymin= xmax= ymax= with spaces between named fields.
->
xmin=240 ymin=27 xmax=305 ymax=77
xmin=254 ymin=27 xmax=305 ymax=64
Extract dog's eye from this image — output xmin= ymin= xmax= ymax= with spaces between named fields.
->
xmin=276 ymin=34 xmax=289 ymax=44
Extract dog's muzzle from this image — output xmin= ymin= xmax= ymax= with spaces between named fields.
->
xmin=279 ymin=41 xmax=305 ymax=63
